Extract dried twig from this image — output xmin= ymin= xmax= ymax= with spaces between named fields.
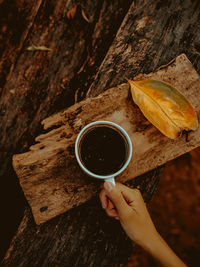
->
xmin=81 ymin=8 xmax=90 ymax=23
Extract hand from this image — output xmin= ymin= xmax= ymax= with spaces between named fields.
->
xmin=99 ymin=182 xmax=187 ymax=267
xmin=99 ymin=182 xmax=158 ymax=248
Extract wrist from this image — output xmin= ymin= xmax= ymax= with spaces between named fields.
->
xmin=139 ymin=229 xmax=161 ymax=253
xmin=142 ymin=232 xmax=187 ymax=267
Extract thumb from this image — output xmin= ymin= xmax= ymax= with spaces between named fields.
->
xmin=104 ymin=182 xmax=132 ymax=218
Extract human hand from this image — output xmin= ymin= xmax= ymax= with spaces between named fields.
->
xmin=99 ymin=182 xmax=187 ymax=267
xmin=99 ymin=182 xmax=158 ymax=248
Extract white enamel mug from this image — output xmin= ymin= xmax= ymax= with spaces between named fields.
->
xmin=75 ymin=121 xmax=132 ymax=186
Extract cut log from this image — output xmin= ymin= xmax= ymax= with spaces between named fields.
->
xmin=0 ymin=0 xmax=132 ymax=259
xmin=87 ymin=0 xmax=200 ymax=97
xmin=12 ymin=54 xmax=200 ymax=225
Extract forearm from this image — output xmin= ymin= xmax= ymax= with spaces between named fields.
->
xmin=100 ymin=183 xmax=187 ymax=266
xmin=141 ymin=232 xmax=187 ymax=267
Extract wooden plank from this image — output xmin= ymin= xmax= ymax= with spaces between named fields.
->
xmin=12 ymin=54 xmax=200 ymax=224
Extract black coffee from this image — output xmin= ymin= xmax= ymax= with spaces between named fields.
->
xmin=79 ymin=126 xmax=127 ymax=175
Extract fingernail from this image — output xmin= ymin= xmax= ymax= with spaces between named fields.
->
xmin=102 ymin=202 xmax=106 ymax=209
xmin=104 ymin=182 xmax=114 ymax=192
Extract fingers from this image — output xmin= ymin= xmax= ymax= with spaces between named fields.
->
xmin=105 ymin=201 xmax=118 ymax=217
xmin=99 ymin=182 xmax=143 ymax=222
xmin=99 ymin=190 xmax=108 ymax=209
xmin=99 ymin=189 xmax=118 ymax=217
xmin=103 ymin=182 xmax=132 ymax=218
xmin=116 ymin=183 xmax=142 ymax=205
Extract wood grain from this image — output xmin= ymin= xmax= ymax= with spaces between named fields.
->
xmin=2 ymin=168 xmax=161 ymax=267
xmin=12 ymin=54 xmax=200 ymax=224
xmin=0 ymin=0 xmax=133 ymax=258
xmin=86 ymin=0 xmax=200 ymax=98
xmin=2 ymin=0 xmax=200 ymax=266
xmin=0 ymin=0 xmax=43 ymax=93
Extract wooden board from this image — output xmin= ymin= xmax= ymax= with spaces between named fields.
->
xmin=12 ymin=54 xmax=200 ymax=224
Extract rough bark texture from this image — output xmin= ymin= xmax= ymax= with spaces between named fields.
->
xmin=12 ymin=54 xmax=200 ymax=225
xmin=2 ymin=168 xmax=161 ymax=267
xmin=0 ymin=0 xmax=133 ymax=260
xmin=1 ymin=0 xmax=200 ymax=266
xmin=87 ymin=0 xmax=200 ymax=97
xmin=0 ymin=0 xmax=43 ymax=92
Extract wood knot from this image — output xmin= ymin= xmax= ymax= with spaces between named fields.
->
xmin=60 ymin=132 xmax=73 ymax=139
xmin=29 ymin=165 xmax=36 ymax=170
xmin=40 ymin=206 xmax=48 ymax=212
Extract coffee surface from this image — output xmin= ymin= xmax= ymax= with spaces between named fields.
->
xmin=79 ymin=126 xmax=127 ymax=175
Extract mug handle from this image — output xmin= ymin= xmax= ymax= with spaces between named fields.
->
xmin=105 ymin=177 xmax=115 ymax=186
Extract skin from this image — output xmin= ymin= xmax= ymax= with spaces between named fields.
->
xmin=99 ymin=182 xmax=187 ymax=267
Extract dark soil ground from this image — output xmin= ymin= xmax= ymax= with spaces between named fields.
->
xmin=128 ymin=147 xmax=200 ymax=267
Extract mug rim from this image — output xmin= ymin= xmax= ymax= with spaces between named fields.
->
xmin=75 ymin=120 xmax=132 ymax=180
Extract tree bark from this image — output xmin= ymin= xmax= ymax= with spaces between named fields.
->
xmin=1 ymin=0 xmax=200 ymax=266
xmin=87 ymin=0 xmax=200 ymax=97
xmin=0 ymin=0 xmax=132 ymax=260
xmin=2 ymin=168 xmax=161 ymax=267
xmin=0 ymin=0 xmax=43 ymax=92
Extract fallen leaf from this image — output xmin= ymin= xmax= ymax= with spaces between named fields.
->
xmin=127 ymin=79 xmax=198 ymax=139
xmin=27 ymin=45 xmax=51 ymax=51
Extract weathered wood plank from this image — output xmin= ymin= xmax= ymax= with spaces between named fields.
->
xmin=12 ymin=54 xmax=200 ymax=224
